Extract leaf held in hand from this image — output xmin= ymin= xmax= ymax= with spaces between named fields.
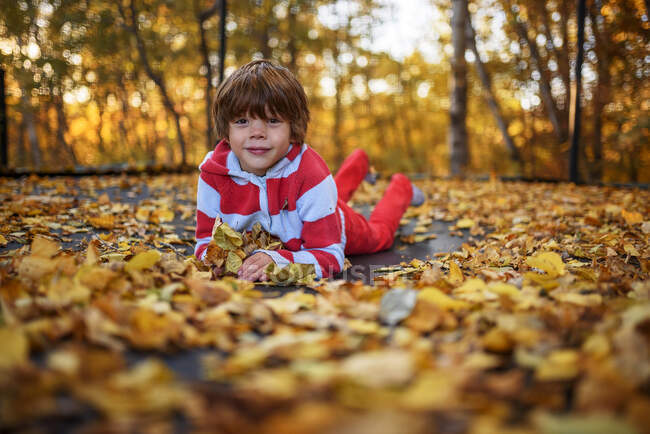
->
xmin=226 ymin=250 xmax=243 ymax=274
xmin=265 ymin=262 xmax=316 ymax=285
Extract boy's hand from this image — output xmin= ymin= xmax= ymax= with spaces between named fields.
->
xmin=238 ymin=252 xmax=273 ymax=282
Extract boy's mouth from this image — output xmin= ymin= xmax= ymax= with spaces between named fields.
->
xmin=246 ymin=147 xmax=270 ymax=155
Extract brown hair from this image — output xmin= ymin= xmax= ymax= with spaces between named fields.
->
xmin=213 ymin=59 xmax=310 ymax=144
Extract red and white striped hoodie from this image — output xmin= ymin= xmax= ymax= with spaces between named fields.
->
xmin=195 ymin=139 xmax=346 ymax=278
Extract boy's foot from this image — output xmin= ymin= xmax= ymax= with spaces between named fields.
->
xmin=364 ymin=167 xmax=380 ymax=185
xmin=411 ymin=184 xmax=425 ymax=207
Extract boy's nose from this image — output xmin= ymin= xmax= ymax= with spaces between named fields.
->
xmin=249 ymin=119 xmax=266 ymax=138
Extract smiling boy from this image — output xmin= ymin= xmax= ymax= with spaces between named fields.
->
xmin=195 ymin=60 xmax=423 ymax=282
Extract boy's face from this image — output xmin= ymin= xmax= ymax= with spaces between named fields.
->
xmin=228 ymin=110 xmax=292 ymax=176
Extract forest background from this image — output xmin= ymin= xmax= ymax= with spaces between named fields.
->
xmin=0 ymin=0 xmax=648 ymax=183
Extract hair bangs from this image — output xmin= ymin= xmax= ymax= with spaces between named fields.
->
xmin=213 ymin=60 xmax=310 ymax=143
xmin=227 ymin=71 xmax=290 ymax=122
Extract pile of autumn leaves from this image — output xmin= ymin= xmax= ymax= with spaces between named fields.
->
xmin=0 ymin=176 xmax=649 ymax=433
xmin=204 ymin=219 xmax=317 ymax=285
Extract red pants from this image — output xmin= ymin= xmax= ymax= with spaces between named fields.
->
xmin=335 ymin=149 xmax=413 ymax=255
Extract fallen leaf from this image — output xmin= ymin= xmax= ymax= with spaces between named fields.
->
xmin=526 ymin=251 xmax=566 ymax=277
xmin=125 ymin=249 xmax=162 ymax=272
xmin=0 ymin=327 xmax=29 ymax=370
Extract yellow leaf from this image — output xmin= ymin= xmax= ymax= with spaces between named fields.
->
xmin=125 ymin=249 xmax=162 ymax=272
xmin=0 ymin=327 xmax=29 ymax=370
xmin=621 ymin=209 xmax=643 ymax=225
xmin=418 ymin=287 xmax=470 ymax=311
xmin=225 ymin=250 xmax=243 ymax=274
xmin=213 ymin=221 xmax=243 ymax=249
xmin=582 ymin=334 xmax=610 ymax=359
xmin=0 ymin=234 xmax=7 ymax=246
xmin=400 ymin=371 xmax=460 ymax=410
xmin=535 ymin=349 xmax=579 ymax=381
xmin=265 ymin=262 xmax=316 ymax=285
xmin=481 ymin=328 xmax=513 ymax=353
xmin=87 ymin=214 xmax=115 ymax=229
xmin=346 ymin=319 xmax=380 ymax=335
xmin=456 ymin=218 xmax=475 ymax=229
xmin=487 ymin=282 xmax=521 ymax=299
xmin=526 ymin=252 xmax=566 ymax=278
xmin=623 ymin=243 xmax=640 ymax=256
xmin=454 ymin=278 xmax=487 ymax=294
xmin=447 ymin=261 xmax=464 ymax=285
xmin=552 ymin=292 xmax=602 ymax=307
xmin=135 ymin=207 xmax=150 ymax=221
xmin=151 ymin=208 xmax=174 ymax=224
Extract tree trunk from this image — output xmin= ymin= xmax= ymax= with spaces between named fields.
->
xmin=332 ymin=37 xmax=344 ymax=168
xmin=117 ymin=77 xmax=145 ymax=159
xmin=53 ymin=95 xmax=79 ymax=166
xmin=588 ymin=1 xmax=610 ymax=182
xmin=20 ymin=93 xmax=41 ymax=169
xmin=287 ymin=0 xmax=298 ymax=72
xmin=449 ymin=0 xmax=469 ymax=177
xmin=96 ymin=102 xmax=107 ymax=159
xmin=0 ymin=68 xmax=7 ymax=170
xmin=569 ymin=0 xmax=586 ymax=183
xmin=257 ymin=2 xmax=273 ymax=59
xmin=219 ymin=0 xmax=227 ymax=85
xmin=397 ymin=63 xmax=418 ymax=171
xmin=196 ymin=0 xmax=220 ymax=150
xmin=465 ymin=18 xmax=520 ymax=164
xmin=118 ymin=1 xmax=187 ymax=165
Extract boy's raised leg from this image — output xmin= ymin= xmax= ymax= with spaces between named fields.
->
xmin=334 ymin=149 xmax=369 ymax=203
xmin=341 ymin=173 xmax=413 ymax=254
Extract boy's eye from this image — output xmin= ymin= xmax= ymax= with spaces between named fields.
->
xmin=233 ymin=118 xmax=248 ymax=125
xmin=268 ymin=118 xmax=282 ymax=124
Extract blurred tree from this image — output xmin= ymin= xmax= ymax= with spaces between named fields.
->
xmin=117 ymin=0 xmax=187 ymax=165
xmin=195 ymin=0 xmax=221 ymax=150
xmin=0 ymin=0 xmax=646 ymax=181
xmin=504 ymin=1 xmax=568 ymax=143
xmin=465 ymin=13 xmax=519 ymax=165
xmin=569 ymin=0 xmax=587 ymax=183
xmin=449 ymin=0 xmax=469 ymax=176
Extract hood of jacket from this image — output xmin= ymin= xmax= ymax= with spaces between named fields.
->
xmin=199 ymin=139 xmax=301 ymax=181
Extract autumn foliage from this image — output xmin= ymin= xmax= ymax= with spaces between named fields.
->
xmin=1 ymin=174 xmax=648 ymax=432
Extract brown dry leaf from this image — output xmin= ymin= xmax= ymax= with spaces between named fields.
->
xmin=184 ymin=279 xmax=231 ymax=306
xmin=30 ymin=235 xmax=60 ymax=258
xmin=339 ymin=350 xmax=414 ymax=388
xmin=403 ymin=299 xmax=443 ymax=333
xmin=1 ymin=175 xmax=649 ymax=433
